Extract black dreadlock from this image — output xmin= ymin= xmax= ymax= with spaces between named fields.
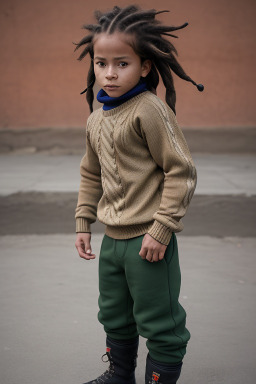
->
xmin=74 ymin=5 xmax=204 ymax=114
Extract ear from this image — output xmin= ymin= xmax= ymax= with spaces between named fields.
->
xmin=141 ymin=59 xmax=151 ymax=78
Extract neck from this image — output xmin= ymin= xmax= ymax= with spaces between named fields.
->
xmin=97 ymin=79 xmax=147 ymax=110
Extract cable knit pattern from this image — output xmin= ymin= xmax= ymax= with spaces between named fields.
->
xmin=99 ymin=116 xmax=126 ymax=224
xmin=75 ymin=91 xmax=197 ymax=245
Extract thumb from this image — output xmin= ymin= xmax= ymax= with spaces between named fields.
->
xmin=85 ymin=244 xmax=92 ymax=254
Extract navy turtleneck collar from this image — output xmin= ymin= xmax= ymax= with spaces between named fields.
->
xmin=97 ymin=80 xmax=147 ymax=111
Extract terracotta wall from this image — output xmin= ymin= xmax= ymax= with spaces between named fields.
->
xmin=0 ymin=0 xmax=255 ymax=129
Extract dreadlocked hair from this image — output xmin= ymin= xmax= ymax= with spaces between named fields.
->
xmin=74 ymin=5 xmax=204 ymax=114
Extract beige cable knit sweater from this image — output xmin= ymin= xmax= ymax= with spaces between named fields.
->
xmin=75 ymin=91 xmax=197 ymax=245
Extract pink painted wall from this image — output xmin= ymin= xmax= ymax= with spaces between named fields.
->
xmin=0 ymin=0 xmax=255 ymax=129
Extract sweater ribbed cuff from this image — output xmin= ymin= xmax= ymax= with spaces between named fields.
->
xmin=147 ymin=220 xmax=173 ymax=245
xmin=76 ymin=218 xmax=91 ymax=233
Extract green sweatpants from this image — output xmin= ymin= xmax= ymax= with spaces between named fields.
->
xmin=98 ymin=233 xmax=190 ymax=364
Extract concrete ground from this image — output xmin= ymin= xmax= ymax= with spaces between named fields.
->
xmin=0 ymin=153 xmax=255 ymax=237
xmin=0 ymin=146 xmax=256 ymax=383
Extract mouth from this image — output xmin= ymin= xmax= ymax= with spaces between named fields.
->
xmin=104 ymin=85 xmax=120 ymax=91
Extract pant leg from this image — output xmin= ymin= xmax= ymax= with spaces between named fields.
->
xmin=98 ymin=234 xmax=138 ymax=340
xmin=124 ymin=233 xmax=190 ymax=364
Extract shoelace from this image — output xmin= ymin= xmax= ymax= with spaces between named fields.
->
xmin=93 ymin=351 xmax=115 ymax=384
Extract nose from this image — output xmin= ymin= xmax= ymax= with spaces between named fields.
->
xmin=105 ymin=65 xmax=117 ymax=80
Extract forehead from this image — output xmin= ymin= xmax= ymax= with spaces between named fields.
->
xmin=93 ymin=32 xmax=137 ymax=58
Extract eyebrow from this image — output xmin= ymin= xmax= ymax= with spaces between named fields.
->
xmin=94 ymin=56 xmax=130 ymax=60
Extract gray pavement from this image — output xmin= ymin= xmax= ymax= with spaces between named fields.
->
xmin=0 ymin=152 xmax=256 ymax=384
xmin=0 ymin=234 xmax=255 ymax=384
xmin=0 ymin=153 xmax=256 ymax=196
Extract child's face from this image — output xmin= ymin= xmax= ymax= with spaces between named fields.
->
xmin=93 ymin=32 xmax=151 ymax=97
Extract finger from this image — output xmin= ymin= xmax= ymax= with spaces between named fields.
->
xmin=158 ymin=251 xmax=165 ymax=261
xmin=139 ymin=246 xmax=147 ymax=259
xmin=80 ymin=252 xmax=96 ymax=260
xmin=146 ymin=249 xmax=153 ymax=262
xmin=83 ymin=243 xmax=96 ymax=258
xmin=77 ymin=246 xmax=95 ymax=260
xmin=76 ymin=239 xmax=94 ymax=256
xmin=85 ymin=249 xmax=96 ymax=259
xmin=152 ymin=251 xmax=160 ymax=262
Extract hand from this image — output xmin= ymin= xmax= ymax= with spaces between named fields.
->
xmin=75 ymin=233 xmax=96 ymax=260
xmin=139 ymin=234 xmax=167 ymax=262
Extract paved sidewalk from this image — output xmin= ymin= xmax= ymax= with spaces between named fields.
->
xmin=0 ymin=234 xmax=255 ymax=384
xmin=0 ymin=153 xmax=256 ymax=196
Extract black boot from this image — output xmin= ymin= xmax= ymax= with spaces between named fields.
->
xmin=83 ymin=336 xmax=139 ymax=384
xmin=145 ymin=354 xmax=182 ymax=384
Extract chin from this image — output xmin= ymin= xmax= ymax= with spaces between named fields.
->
xmin=107 ymin=90 xmax=123 ymax=97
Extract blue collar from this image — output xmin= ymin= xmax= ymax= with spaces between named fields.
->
xmin=97 ymin=80 xmax=147 ymax=111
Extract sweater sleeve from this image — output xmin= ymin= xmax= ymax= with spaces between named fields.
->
xmin=139 ymin=100 xmax=197 ymax=245
xmin=75 ymin=123 xmax=103 ymax=233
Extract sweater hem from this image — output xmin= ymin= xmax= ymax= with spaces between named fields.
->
xmin=105 ymin=222 xmax=154 ymax=240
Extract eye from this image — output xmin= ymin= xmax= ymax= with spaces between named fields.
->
xmin=96 ymin=61 xmax=106 ymax=67
xmin=119 ymin=62 xmax=128 ymax=67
